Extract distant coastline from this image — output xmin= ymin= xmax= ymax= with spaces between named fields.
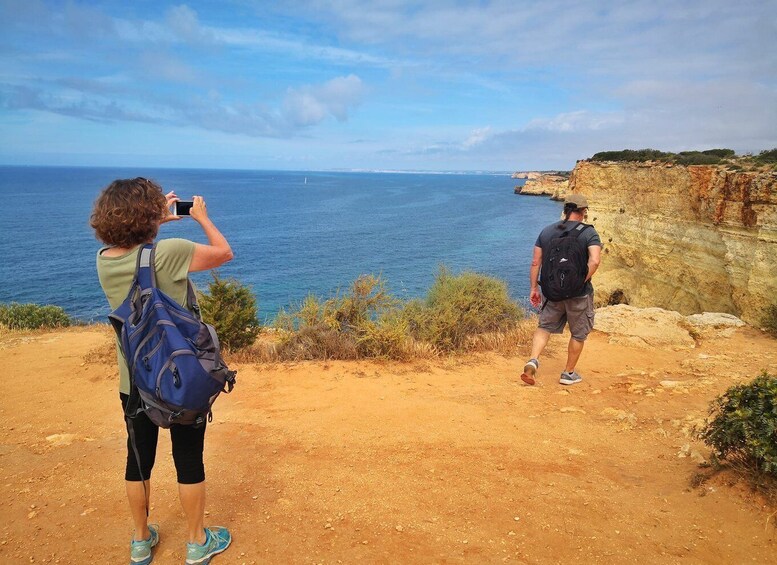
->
xmin=512 ymin=171 xmax=569 ymax=200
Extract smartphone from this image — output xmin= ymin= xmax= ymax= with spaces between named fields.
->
xmin=174 ymin=200 xmax=194 ymax=216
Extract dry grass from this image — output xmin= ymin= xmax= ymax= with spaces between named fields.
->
xmin=221 ymin=322 xmax=533 ymax=366
xmin=81 ymin=325 xmax=117 ymax=365
xmin=694 ymin=458 xmax=777 ymax=528
xmin=465 ymin=317 xmax=537 ymax=355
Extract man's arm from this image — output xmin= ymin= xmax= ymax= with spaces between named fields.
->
xmin=585 ymin=244 xmax=602 ymax=282
xmin=529 ymin=246 xmax=543 ymax=307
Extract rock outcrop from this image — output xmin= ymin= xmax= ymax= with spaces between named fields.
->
xmin=594 ymin=305 xmax=746 ymax=349
xmin=513 ymin=172 xmax=569 ymax=200
xmin=569 ymin=161 xmax=777 ymax=324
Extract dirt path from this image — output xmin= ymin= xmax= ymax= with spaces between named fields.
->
xmin=1 ymin=324 xmax=776 ymax=564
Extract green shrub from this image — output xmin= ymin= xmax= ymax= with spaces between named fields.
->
xmin=755 ymin=148 xmax=777 ymax=164
xmin=588 ymin=147 xmax=777 ymax=169
xmin=403 ymin=267 xmax=523 ymax=351
xmin=275 ymin=274 xmax=403 ymax=359
xmin=676 ymin=151 xmax=722 ymax=165
xmin=763 ymin=304 xmax=777 ymax=337
xmin=590 ymin=149 xmax=674 ymax=162
xmin=0 ymin=302 xmax=71 ymax=329
xmin=701 ymin=148 xmax=735 ymax=158
xmin=356 ymin=313 xmax=411 ymax=359
xmin=276 ymin=323 xmax=358 ymax=360
xmin=274 ymin=270 xmax=526 ymax=359
xmin=198 ymin=273 xmax=261 ymax=351
xmin=700 ymin=373 xmax=777 ymax=477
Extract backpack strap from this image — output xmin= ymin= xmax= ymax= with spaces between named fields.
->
xmin=572 ymin=222 xmax=591 ymax=239
xmin=559 ymin=222 xmax=590 ymax=239
xmin=125 ymin=244 xmax=157 ymax=518
xmin=136 ymin=244 xmax=157 ymax=290
xmin=186 ymin=280 xmax=202 ymax=320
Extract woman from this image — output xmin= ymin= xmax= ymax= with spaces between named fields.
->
xmin=91 ymin=177 xmax=233 ymax=565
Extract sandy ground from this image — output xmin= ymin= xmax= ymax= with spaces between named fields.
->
xmin=1 ymin=323 xmax=776 ymax=565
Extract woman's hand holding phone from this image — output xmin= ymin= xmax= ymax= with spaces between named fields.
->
xmin=162 ymin=191 xmax=181 ymax=223
xmin=190 ymin=196 xmax=209 ymax=224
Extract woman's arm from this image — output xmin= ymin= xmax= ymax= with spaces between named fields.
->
xmin=188 ymin=195 xmax=234 ymax=272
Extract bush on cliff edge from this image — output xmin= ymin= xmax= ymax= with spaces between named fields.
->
xmin=198 ymin=273 xmax=261 ymax=351
xmin=274 ymin=274 xmax=409 ymax=360
xmin=403 ymin=267 xmax=523 ymax=352
xmin=700 ymin=372 xmax=777 ymax=478
xmin=273 ymin=269 xmax=526 ymax=359
xmin=0 ymin=302 xmax=71 ymax=330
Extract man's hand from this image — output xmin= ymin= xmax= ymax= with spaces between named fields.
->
xmin=530 ymin=287 xmax=542 ymax=308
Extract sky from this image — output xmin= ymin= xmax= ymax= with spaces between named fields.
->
xmin=1 ymin=0 xmax=776 ymax=171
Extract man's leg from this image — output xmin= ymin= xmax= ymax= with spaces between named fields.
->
xmin=521 ymin=328 xmax=551 ymax=384
xmin=522 ymin=297 xmax=567 ymax=385
xmin=565 ymin=337 xmax=585 ymax=373
xmin=530 ymin=328 xmax=552 ymax=360
xmin=560 ymin=294 xmax=593 ymax=384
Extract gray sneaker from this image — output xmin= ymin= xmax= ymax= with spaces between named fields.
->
xmin=559 ymin=371 xmax=583 ymax=385
xmin=521 ymin=358 xmax=539 ymax=385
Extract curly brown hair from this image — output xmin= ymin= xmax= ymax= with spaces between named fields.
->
xmin=90 ymin=178 xmax=167 ymax=247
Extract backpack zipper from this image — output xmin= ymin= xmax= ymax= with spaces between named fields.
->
xmin=131 ymin=320 xmax=176 ymax=372
xmin=155 ymin=350 xmax=197 ymax=399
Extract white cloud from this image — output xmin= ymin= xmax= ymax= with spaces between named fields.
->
xmin=462 ymin=127 xmax=492 ymax=148
xmin=137 ymin=51 xmax=199 ymax=84
xmin=525 ymin=111 xmax=625 ymax=133
xmin=2 ymin=0 xmax=775 ymax=169
xmin=282 ymin=75 xmax=366 ymax=126
xmin=165 ymin=4 xmax=214 ymax=43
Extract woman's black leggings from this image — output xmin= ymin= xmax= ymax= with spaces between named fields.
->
xmin=120 ymin=394 xmax=206 ymax=484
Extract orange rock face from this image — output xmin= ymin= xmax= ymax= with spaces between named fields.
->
xmin=569 ymin=161 xmax=777 ymax=324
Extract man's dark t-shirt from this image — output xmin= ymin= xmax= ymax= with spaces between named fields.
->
xmin=535 ymin=221 xmax=603 ymax=297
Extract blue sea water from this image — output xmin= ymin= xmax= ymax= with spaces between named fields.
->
xmin=0 ymin=166 xmax=561 ymax=323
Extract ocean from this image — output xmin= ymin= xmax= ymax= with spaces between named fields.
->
xmin=0 ymin=166 xmax=561 ymax=323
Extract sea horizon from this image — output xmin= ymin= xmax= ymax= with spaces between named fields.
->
xmin=0 ymin=165 xmax=561 ymax=323
xmin=0 ymin=164 xmax=517 ymax=176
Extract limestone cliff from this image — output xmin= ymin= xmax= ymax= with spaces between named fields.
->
xmin=569 ymin=161 xmax=777 ymax=324
xmin=514 ymin=172 xmax=569 ymax=200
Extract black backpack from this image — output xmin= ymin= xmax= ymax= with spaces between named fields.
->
xmin=539 ymin=223 xmax=591 ymax=302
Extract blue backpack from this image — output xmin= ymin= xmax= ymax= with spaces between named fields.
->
xmin=109 ymin=244 xmax=236 ymax=429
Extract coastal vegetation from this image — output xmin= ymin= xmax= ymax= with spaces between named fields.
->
xmin=402 ymin=267 xmax=523 ymax=352
xmin=1 ymin=268 xmax=528 ymax=360
xmin=0 ymin=302 xmax=71 ymax=330
xmin=198 ymin=273 xmax=262 ymax=351
xmin=700 ymin=372 xmax=777 ymax=480
xmin=588 ymin=148 xmax=777 ymax=170
xmin=241 ymin=268 xmax=526 ymax=361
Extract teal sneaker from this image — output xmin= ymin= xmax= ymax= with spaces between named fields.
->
xmin=130 ymin=524 xmax=159 ymax=565
xmin=185 ymin=527 xmax=232 ymax=564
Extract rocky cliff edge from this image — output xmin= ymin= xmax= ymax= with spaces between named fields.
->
xmin=569 ymin=161 xmax=777 ymax=325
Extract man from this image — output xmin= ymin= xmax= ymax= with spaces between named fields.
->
xmin=521 ymin=194 xmax=602 ymax=386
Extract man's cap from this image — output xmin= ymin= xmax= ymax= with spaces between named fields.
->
xmin=564 ymin=194 xmax=589 ymax=209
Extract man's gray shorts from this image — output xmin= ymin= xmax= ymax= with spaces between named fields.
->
xmin=538 ymin=294 xmax=594 ymax=341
